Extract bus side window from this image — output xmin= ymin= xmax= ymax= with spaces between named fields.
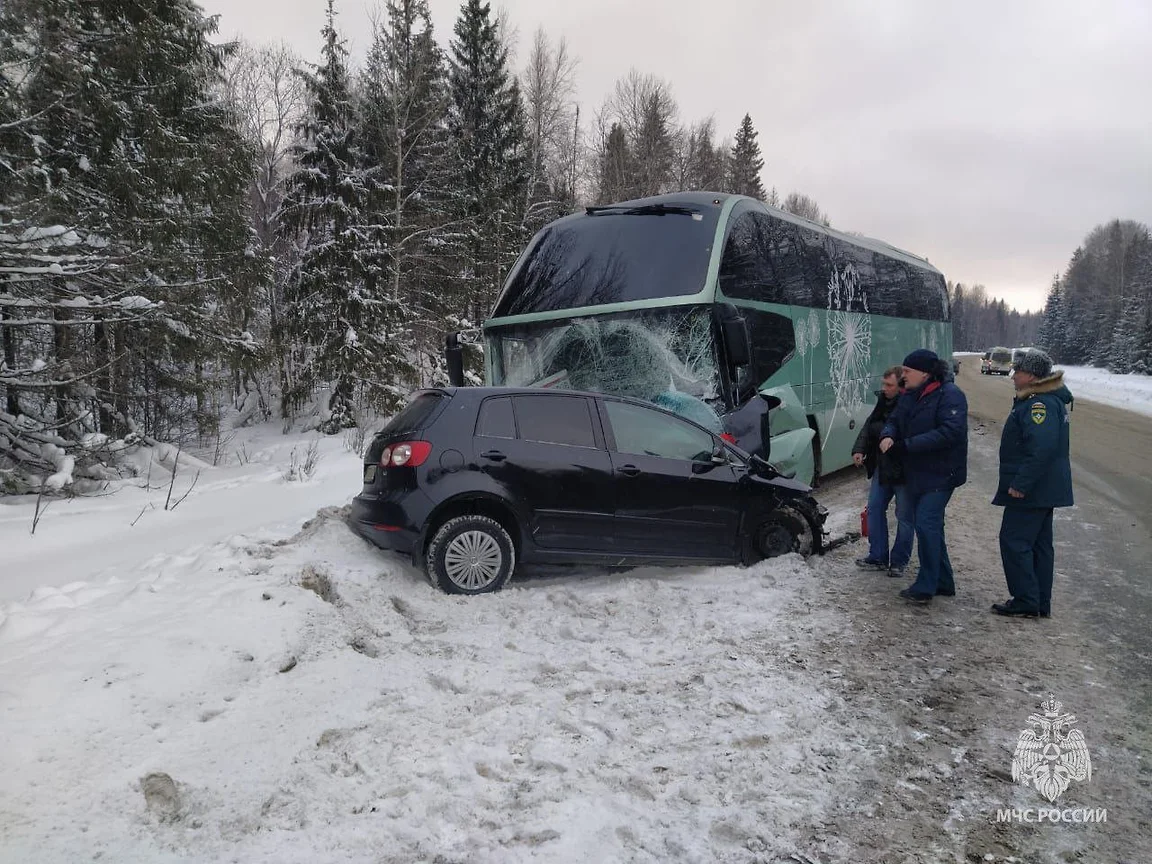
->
xmin=719 ymin=211 xmax=791 ymax=303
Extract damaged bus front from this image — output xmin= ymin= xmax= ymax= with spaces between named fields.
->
xmin=446 ymin=192 xmax=951 ymax=485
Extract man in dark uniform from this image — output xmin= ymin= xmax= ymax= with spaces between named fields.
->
xmin=991 ymin=348 xmax=1073 ymax=618
xmin=852 ymin=366 xmax=913 ymax=576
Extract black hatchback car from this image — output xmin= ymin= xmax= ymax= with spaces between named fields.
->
xmin=351 ymin=387 xmax=827 ymax=594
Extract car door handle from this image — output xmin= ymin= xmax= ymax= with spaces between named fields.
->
xmin=480 ymin=450 xmax=507 ymax=462
xmin=617 ymin=464 xmax=641 ymax=477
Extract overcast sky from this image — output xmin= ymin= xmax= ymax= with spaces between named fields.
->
xmin=199 ymin=0 xmax=1151 ymax=313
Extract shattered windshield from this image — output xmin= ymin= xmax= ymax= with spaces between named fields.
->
xmin=487 ymin=306 xmax=724 ymax=432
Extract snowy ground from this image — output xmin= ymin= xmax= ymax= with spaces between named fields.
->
xmin=0 ymin=423 xmax=872 ymax=863
xmin=2 ymin=405 xmax=1148 ymax=863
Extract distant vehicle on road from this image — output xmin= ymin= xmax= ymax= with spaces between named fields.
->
xmin=352 ymin=387 xmax=827 ymax=594
xmin=982 ymin=347 xmax=1013 ymax=375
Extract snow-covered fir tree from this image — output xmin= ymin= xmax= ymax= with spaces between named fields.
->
xmin=360 ymin=0 xmax=456 ymax=385
xmin=278 ymin=0 xmax=415 ymax=430
xmin=1037 ymin=276 xmax=1067 ymax=362
xmin=1109 ymin=294 xmax=1144 ymax=374
xmin=1 ymin=0 xmax=258 ymax=491
xmin=446 ymin=0 xmax=529 ymax=325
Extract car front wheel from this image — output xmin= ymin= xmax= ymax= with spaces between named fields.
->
xmin=755 ymin=504 xmax=818 ymax=559
xmin=426 ymin=515 xmax=516 ymax=595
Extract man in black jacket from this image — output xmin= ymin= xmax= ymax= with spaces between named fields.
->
xmin=853 ymin=366 xmax=913 ymax=576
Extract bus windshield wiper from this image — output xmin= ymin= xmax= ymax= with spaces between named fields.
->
xmin=584 ymin=204 xmax=700 ymax=217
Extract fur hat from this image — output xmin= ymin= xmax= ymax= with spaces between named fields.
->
xmin=902 ymin=348 xmax=939 ymax=374
xmin=1014 ymin=348 xmax=1053 ymax=378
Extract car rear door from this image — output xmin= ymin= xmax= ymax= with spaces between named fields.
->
xmin=473 ymin=393 xmax=615 ymax=552
xmin=598 ymin=398 xmax=743 ymax=560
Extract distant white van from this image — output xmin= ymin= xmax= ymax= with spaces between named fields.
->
xmin=982 ymin=347 xmax=1013 ymax=375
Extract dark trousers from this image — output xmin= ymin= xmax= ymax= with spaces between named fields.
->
xmin=999 ymin=507 xmax=1055 ymax=614
xmin=866 ymin=474 xmax=914 ymax=567
xmin=906 ymin=488 xmax=955 ymax=596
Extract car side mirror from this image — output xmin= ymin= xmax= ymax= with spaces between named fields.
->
xmin=691 ymin=446 xmax=728 ymax=474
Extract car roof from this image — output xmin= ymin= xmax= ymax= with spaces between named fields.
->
xmin=418 ymin=386 xmax=734 ymax=441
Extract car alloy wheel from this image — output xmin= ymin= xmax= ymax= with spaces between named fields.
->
xmin=444 ymin=530 xmax=503 ymax=590
xmin=426 ymin=514 xmax=516 ymax=595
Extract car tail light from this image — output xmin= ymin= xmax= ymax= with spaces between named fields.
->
xmin=381 ymin=441 xmax=432 ymax=468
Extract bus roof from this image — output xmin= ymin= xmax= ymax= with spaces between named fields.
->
xmin=591 ymin=191 xmax=944 ymax=276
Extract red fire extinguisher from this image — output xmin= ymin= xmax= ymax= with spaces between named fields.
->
xmin=860 ymin=505 xmax=869 ymax=538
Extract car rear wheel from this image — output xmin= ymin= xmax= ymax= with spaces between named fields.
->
xmin=426 ymin=515 xmax=516 ymax=594
xmin=755 ymin=504 xmax=818 ymax=559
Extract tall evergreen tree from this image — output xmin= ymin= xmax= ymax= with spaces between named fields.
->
xmin=446 ymin=0 xmax=529 ymax=324
xmin=726 ymin=114 xmax=766 ymax=200
xmin=595 ymin=122 xmax=633 ymax=203
xmin=1 ymin=0 xmax=258 ymax=489
xmin=361 ymin=0 xmax=453 ymax=384
xmin=1123 ymin=231 xmax=1152 ymax=374
xmin=631 ymin=93 xmax=675 ymax=197
xmin=1037 ymin=275 xmax=1067 ymax=361
xmin=279 ymin=0 xmax=414 ymax=429
xmin=1109 ymin=294 xmax=1144 ymax=374
xmin=1060 ymin=247 xmax=1096 ymax=365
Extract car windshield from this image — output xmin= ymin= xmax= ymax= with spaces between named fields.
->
xmin=486 ymin=305 xmax=724 ymax=431
xmin=490 ymin=206 xmax=720 ymax=317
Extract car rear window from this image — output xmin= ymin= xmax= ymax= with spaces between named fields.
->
xmin=513 ymin=395 xmax=596 ymax=448
xmin=382 ymin=392 xmax=445 ymax=435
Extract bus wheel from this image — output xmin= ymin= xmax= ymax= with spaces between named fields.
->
xmin=755 ymin=504 xmax=817 ymax=559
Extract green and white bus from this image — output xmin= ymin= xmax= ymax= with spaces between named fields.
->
xmin=446 ymin=192 xmax=951 ymax=485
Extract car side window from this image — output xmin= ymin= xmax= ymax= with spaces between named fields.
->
xmin=604 ymin=400 xmax=716 ymax=461
xmin=476 ymin=396 xmax=516 ymax=438
xmin=513 ymin=395 xmax=597 ymax=448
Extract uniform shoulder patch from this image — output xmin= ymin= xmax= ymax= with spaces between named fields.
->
xmin=1030 ymin=401 xmax=1047 ymax=424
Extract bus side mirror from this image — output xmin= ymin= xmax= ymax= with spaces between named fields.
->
xmin=716 ymin=304 xmax=750 ymax=371
xmin=445 ymin=332 xmax=465 ymax=387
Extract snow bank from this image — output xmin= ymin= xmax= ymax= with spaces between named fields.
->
xmin=0 ymin=508 xmax=866 ymax=863
xmin=0 ymin=424 xmax=362 ymax=604
xmin=1057 ymin=365 xmax=1152 ymax=417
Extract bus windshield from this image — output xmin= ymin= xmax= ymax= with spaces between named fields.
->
xmin=491 ymin=206 xmax=720 ymax=317
xmin=486 ymin=305 xmax=724 ymax=431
